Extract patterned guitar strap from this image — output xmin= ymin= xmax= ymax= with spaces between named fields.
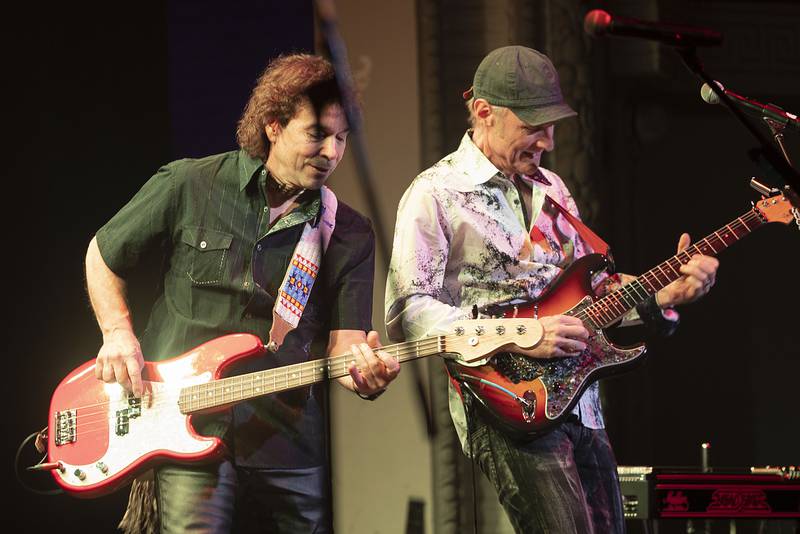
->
xmin=266 ymin=185 xmax=338 ymax=352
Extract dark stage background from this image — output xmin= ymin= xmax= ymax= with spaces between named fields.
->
xmin=7 ymin=1 xmax=314 ymax=531
xmin=7 ymin=1 xmax=800 ymax=532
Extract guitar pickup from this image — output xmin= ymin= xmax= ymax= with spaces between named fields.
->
xmin=127 ymin=395 xmax=142 ymax=418
xmin=54 ymin=409 xmax=77 ymax=446
xmin=115 ymin=409 xmax=130 ymax=436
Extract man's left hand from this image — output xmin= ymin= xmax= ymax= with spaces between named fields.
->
xmin=330 ymin=329 xmax=400 ymax=397
xmin=656 ymin=233 xmax=719 ymax=308
xmin=346 ymin=331 xmax=401 ymax=396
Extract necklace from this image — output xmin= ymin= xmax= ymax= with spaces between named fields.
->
xmin=266 ymin=172 xmax=304 ymax=198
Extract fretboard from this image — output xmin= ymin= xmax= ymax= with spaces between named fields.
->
xmin=178 ymin=336 xmax=445 ymax=414
xmin=573 ymin=207 xmax=766 ymax=328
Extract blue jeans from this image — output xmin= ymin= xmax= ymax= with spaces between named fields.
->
xmin=155 ymin=461 xmax=331 ymax=533
xmin=469 ymin=415 xmax=625 ymax=534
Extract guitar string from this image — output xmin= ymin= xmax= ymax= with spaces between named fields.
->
xmin=62 ymin=336 xmax=448 ymax=422
xmin=59 ymin=208 xmax=766 ymax=421
xmin=53 ymin=207 xmax=781 ymax=444
xmin=578 ymin=214 xmax=755 ymax=325
xmin=55 ymin=331 xmax=532 ymax=436
xmin=571 ymin=211 xmax=759 ymax=327
xmin=63 ymin=336 xmax=446 ymax=412
xmin=55 ymin=334 xmax=488 ymax=438
xmin=57 ymin=205 xmax=758 ymax=435
xmin=61 ymin=205 xmax=759 ymax=434
xmin=57 ymin=202 xmax=757 ymax=438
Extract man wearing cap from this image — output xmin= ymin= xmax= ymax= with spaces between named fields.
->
xmin=385 ymin=46 xmax=718 ymax=532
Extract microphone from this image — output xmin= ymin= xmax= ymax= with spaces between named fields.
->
xmin=584 ymin=9 xmax=723 ymax=47
xmin=701 ymin=82 xmax=800 ymax=131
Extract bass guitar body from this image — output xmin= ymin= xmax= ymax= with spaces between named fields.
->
xmin=43 ymin=317 xmax=543 ymax=498
xmin=47 ymin=334 xmax=265 ymax=497
xmin=447 ymin=254 xmax=647 ymax=438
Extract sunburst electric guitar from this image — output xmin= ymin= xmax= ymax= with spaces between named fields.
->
xmin=43 ymin=318 xmax=542 ymax=497
xmin=446 ymin=189 xmax=799 ymax=438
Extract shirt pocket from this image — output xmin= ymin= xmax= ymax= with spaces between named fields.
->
xmin=181 ymin=226 xmax=234 ymax=286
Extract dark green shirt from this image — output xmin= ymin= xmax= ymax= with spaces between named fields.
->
xmin=96 ymin=149 xmax=375 ymax=468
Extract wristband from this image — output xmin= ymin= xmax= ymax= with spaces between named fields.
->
xmin=355 ymin=388 xmax=385 ymax=401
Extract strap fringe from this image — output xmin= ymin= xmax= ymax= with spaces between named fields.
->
xmin=118 ymin=473 xmax=159 ymax=534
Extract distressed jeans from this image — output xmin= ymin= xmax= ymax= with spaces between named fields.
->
xmin=469 ymin=415 xmax=625 ymax=534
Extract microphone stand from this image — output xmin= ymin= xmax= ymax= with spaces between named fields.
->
xmin=314 ymin=0 xmax=436 ymax=439
xmin=675 ymin=46 xmax=800 ymax=205
xmin=764 ymin=117 xmax=793 ymax=167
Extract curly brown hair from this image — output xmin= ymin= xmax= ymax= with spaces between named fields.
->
xmin=237 ymin=53 xmax=341 ymax=161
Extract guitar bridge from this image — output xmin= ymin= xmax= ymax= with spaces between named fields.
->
xmin=54 ymin=409 xmax=77 ymax=446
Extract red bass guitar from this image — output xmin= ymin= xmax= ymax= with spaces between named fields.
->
xmin=447 ymin=189 xmax=799 ymax=438
xmin=44 ymin=317 xmax=542 ymax=497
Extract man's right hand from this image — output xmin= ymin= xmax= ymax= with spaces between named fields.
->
xmin=94 ymin=329 xmax=145 ymax=397
xmin=516 ymin=314 xmax=589 ymax=359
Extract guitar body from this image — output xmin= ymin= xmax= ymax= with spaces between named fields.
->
xmin=47 ymin=333 xmax=265 ymax=497
xmin=448 ymin=254 xmax=647 ymax=438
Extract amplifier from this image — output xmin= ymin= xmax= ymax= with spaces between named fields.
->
xmin=618 ymin=466 xmax=800 ymax=520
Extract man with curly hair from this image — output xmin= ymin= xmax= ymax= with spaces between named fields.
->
xmin=85 ymin=53 xmax=399 ymax=532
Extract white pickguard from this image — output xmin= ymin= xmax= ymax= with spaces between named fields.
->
xmin=56 ymin=379 xmax=216 ymax=490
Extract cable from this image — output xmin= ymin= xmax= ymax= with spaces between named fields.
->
xmin=15 ymin=430 xmax=62 ymax=496
xmin=464 ymin=391 xmax=479 ymax=534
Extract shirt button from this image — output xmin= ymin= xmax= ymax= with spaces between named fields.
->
xmin=243 ymin=281 xmax=249 ymax=288
xmin=263 ymin=207 xmax=269 ymax=213
xmin=244 ymin=313 xmax=253 ymax=319
xmin=256 ymin=244 xmax=263 ymax=252
xmin=199 ymin=240 xmax=207 ymax=249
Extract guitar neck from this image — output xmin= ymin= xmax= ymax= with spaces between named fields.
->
xmin=585 ymin=207 xmax=766 ymax=328
xmin=178 ymin=336 xmax=445 ymax=414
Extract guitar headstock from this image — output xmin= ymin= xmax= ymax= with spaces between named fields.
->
xmin=755 ymin=187 xmax=800 ymax=228
xmin=443 ymin=318 xmax=543 ymax=366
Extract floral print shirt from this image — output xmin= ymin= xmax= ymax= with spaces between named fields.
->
xmin=385 ymin=132 xmax=607 ymax=451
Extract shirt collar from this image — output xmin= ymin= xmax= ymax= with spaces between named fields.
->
xmin=442 ymin=132 xmax=502 ymax=191
xmin=442 ymin=132 xmax=556 ymax=191
xmin=238 ymin=149 xmax=265 ymax=191
xmin=236 ymin=149 xmax=322 ymax=224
